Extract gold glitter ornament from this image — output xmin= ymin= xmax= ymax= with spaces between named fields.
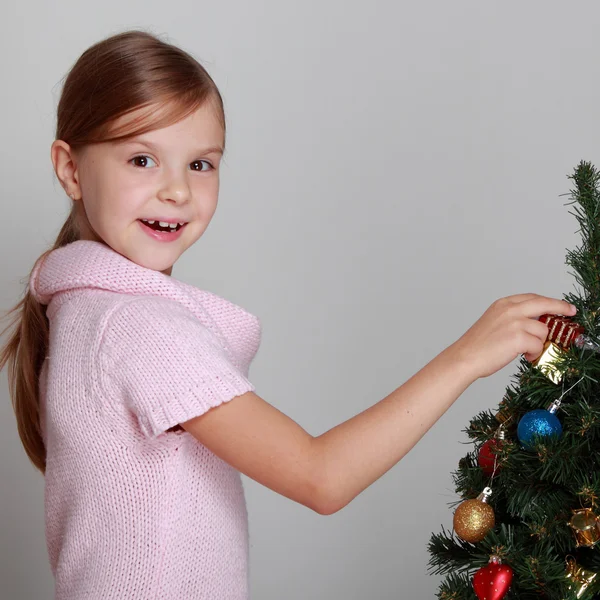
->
xmin=565 ymin=556 xmax=598 ymax=598
xmin=453 ymin=487 xmax=495 ymax=543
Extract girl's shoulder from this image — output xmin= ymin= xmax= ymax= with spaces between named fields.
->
xmin=94 ymin=293 xmax=258 ymax=438
xmin=98 ymin=290 xmax=261 ymax=380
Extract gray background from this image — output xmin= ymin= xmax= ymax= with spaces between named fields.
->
xmin=1 ymin=1 xmax=597 ymax=598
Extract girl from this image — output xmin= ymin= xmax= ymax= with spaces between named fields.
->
xmin=0 ymin=29 xmax=575 ymax=600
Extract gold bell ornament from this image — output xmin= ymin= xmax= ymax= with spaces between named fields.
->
xmin=565 ymin=556 xmax=598 ymax=599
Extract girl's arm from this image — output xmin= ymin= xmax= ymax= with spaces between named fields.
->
xmin=180 ymin=294 xmax=576 ymax=515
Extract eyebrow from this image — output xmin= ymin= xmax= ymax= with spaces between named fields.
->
xmin=121 ymin=139 xmax=224 ymax=156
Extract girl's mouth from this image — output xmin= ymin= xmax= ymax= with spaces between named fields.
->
xmin=140 ymin=219 xmax=186 ymax=232
xmin=138 ymin=219 xmax=187 ymax=242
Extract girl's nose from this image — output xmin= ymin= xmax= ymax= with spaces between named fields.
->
xmin=157 ymin=183 xmax=191 ymax=204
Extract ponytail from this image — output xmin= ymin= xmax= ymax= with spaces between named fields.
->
xmin=0 ymin=209 xmax=79 ymax=474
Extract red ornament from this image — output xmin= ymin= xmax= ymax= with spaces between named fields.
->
xmin=478 ymin=427 xmax=506 ymax=477
xmin=478 ymin=439 xmax=502 ymax=476
xmin=538 ymin=314 xmax=584 ymax=348
xmin=473 ymin=556 xmax=513 ymax=600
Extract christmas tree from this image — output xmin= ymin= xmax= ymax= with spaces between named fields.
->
xmin=428 ymin=161 xmax=600 ymax=600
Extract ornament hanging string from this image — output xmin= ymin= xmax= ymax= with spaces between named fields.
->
xmin=559 ymin=375 xmax=585 ymax=403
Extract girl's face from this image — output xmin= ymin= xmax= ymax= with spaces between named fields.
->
xmin=56 ymin=101 xmax=224 ymax=275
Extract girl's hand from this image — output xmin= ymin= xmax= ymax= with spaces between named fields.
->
xmin=449 ymin=293 xmax=577 ymax=379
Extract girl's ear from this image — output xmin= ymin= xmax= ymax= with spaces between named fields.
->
xmin=50 ymin=139 xmax=82 ymax=201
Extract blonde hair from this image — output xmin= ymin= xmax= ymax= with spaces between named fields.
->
xmin=0 ymin=29 xmax=226 ymax=474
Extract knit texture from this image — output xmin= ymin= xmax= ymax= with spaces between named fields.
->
xmin=29 ymin=240 xmax=262 ymax=600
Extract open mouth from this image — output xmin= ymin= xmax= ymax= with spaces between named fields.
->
xmin=139 ymin=219 xmax=186 ymax=232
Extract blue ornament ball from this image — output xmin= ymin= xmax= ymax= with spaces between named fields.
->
xmin=517 ymin=409 xmax=562 ymax=451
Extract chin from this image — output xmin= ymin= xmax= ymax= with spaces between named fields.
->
xmin=140 ymin=255 xmax=178 ymax=273
xmin=117 ymin=246 xmax=180 ymax=274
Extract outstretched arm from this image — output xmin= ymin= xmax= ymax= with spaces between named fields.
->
xmin=180 ymin=344 xmax=474 ymax=515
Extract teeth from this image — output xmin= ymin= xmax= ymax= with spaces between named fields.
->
xmin=141 ymin=218 xmax=185 ymax=231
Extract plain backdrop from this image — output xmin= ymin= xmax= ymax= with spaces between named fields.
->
xmin=2 ymin=1 xmax=599 ymax=598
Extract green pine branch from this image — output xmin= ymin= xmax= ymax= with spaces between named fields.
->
xmin=428 ymin=161 xmax=600 ymax=600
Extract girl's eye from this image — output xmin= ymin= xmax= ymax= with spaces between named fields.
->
xmin=130 ymin=156 xmax=213 ymax=171
xmin=190 ymin=160 xmax=213 ymax=172
xmin=130 ymin=155 xmax=156 ymax=168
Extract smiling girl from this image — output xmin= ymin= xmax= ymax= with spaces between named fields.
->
xmin=0 ymin=29 xmax=575 ymax=600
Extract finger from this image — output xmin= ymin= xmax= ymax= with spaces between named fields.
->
xmin=520 ymin=331 xmax=546 ymax=362
xmin=523 ymin=350 xmax=543 ymax=363
xmin=516 ymin=298 xmax=575 ymax=319
xmin=522 ymin=318 xmax=550 ymax=344
xmin=520 ymin=319 xmax=549 ymax=362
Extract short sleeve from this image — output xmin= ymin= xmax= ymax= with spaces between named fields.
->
xmin=97 ymin=296 xmax=255 ymax=438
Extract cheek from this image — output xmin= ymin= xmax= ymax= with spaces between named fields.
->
xmin=209 ymin=199 xmax=218 ymax=219
xmin=105 ymin=171 xmax=144 ymax=206
xmin=202 ymin=178 xmax=220 ymax=216
xmin=85 ymin=173 xmax=147 ymax=224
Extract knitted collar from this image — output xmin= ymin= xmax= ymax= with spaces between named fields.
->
xmin=29 ymin=240 xmax=259 ymax=366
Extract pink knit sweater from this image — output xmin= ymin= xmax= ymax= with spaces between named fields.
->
xmin=29 ymin=240 xmax=262 ymax=600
